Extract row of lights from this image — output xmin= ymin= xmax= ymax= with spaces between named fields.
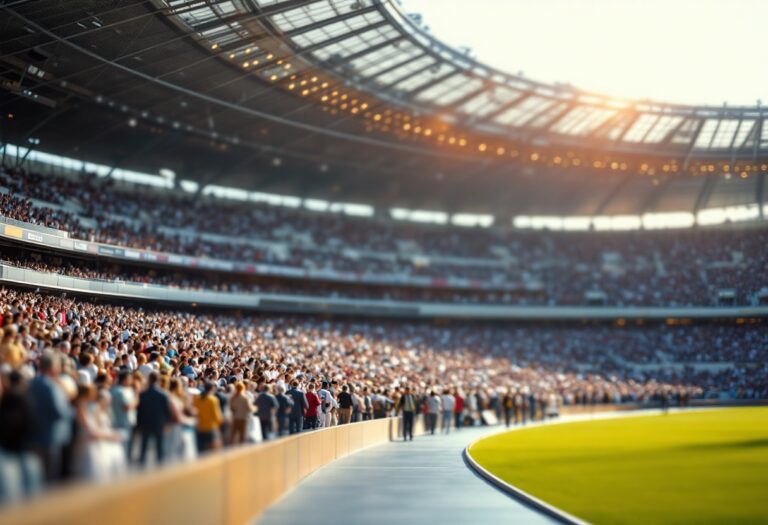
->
xmin=203 ymin=38 xmax=768 ymax=178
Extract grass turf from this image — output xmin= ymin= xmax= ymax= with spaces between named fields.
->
xmin=468 ymin=408 xmax=768 ymax=525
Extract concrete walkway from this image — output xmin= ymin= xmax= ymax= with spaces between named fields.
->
xmin=256 ymin=425 xmax=556 ymax=525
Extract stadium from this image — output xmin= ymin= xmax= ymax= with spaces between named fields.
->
xmin=0 ymin=0 xmax=765 ymax=524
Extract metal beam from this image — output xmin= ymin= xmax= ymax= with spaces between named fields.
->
xmin=682 ymin=119 xmax=706 ymax=169
xmin=476 ymin=92 xmax=530 ymax=124
xmin=104 ymin=133 xmax=168 ymax=178
xmin=191 ymin=0 xmax=322 ymax=33
xmin=444 ymin=83 xmax=489 ymax=112
xmin=403 ymin=69 xmax=459 ymax=98
xmin=592 ymin=173 xmax=632 ymax=215
xmin=615 ymin=111 xmax=642 ymax=143
xmin=516 ymin=100 xmax=563 ymax=132
xmin=375 ymin=58 xmax=440 ymax=91
xmin=641 ymin=177 xmax=672 ymax=214
xmin=291 ymin=20 xmax=389 ymax=55
xmin=357 ymin=51 xmax=427 ymax=84
xmin=2 ymin=8 xmax=477 ymax=161
xmin=586 ymin=110 xmax=634 ymax=140
xmin=658 ymin=115 xmax=693 ymax=146
xmin=284 ymin=5 xmax=377 ymax=37
xmin=692 ymin=173 xmax=716 ymax=214
xmin=330 ymin=36 xmax=404 ymax=67
xmin=535 ymin=103 xmax=575 ymax=134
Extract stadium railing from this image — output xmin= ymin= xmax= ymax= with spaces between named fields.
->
xmin=0 ymin=406 xmax=650 ymax=525
xmin=0 ymin=417 xmax=418 ymax=525
xmin=2 ymin=262 xmax=767 ymax=320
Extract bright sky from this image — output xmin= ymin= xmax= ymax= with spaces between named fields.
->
xmin=401 ymin=0 xmax=766 ymax=106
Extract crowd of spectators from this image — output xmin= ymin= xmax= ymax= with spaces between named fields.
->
xmin=1 ymin=166 xmax=767 ymax=307
xmin=0 ymin=250 xmax=545 ymax=305
xmin=6 ymin=284 xmax=763 ymax=503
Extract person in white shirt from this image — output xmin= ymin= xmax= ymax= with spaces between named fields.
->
xmin=317 ymin=381 xmax=334 ymax=428
xmin=440 ymin=389 xmax=455 ymax=433
xmin=426 ymin=391 xmax=442 ymax=435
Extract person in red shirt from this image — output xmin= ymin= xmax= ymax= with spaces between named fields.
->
xmin=453 ymin=389 xmax=465 ymax=429
xmin=303 ymin=382 xmax=322 ymax=430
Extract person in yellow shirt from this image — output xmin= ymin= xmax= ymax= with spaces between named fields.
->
xmin=193 ymin=381 xmax=223 ymax=454
xmin=0 ymin=326 xmax=26 ymax=368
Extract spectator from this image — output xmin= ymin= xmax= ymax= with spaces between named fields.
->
xmin=167 ymin=378 xmax=196 ymax=462
xmin=274 ymin=385 xmax=293 ymax=437
xmin=0 ymin=370 xmax=41 ymax=503
xmin=229 ymin=382 xmax=254 ymax=445
xmin=27 ymin=351 xmax=74 ymax=482
xmin=396 ymin=387 xmax=417 ymax=442
xmin=286 ymin=380 xmax=308 ymax=434
xmin=440 ymin=389 xmax=455 ymax=434
xmin=136 ymin=372 xmax=173 ymax=466
xmin=426 ymin=391 xmax=441 ymax=435
xmin=256 ymin=384 xmax=278 ymax=441
xmin=337 ymin=385 xmax=353 ymax=425
xmin=73 ymin=386 xmax=125 ymax=481
xmin=304 ymin=383 xmax=321 ymax=430
xmin=193 ymin=381 xmax=223 ymax=454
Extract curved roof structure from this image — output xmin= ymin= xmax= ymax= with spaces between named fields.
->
xmin=0 ymin=0 xmax=766 ymax=217
xmin=163 ymin=0 xmax=767 ymax=160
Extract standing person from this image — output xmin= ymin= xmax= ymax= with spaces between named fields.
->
xmin=27 ymin=351 xmax=73 ymax=483
xmin=286 ymin=380 xmax=308 ymax=434
xmin=256 ymin=384 xmax=278 ymax=441
xmin=167 ymin=378 xmax=197 ymax=462
xmin=545 ymin=392 xmax=560 ymax=419
xmin=193 ymin=381 xmax=223 ymax=454
xmin=110 ymin=370 xmax=137 ymax=461
xmin=502 ymin=388 xmax=514 ymax=428
xmin=361 ymin=387 xmax=373 ymax=421
xmin=528 ymin=390 xmax=537 ymax=422
xmin=136 ymin=372 xmax=173 ymax=467
xmin=229 ymin=382 xmax=254 ymax=445
xmin=660 ymin=388 xmax=670 ymax=413
xmin=0 ymin=370 xmax=41 ymax=501
xmin=520 ymin=389 xmax=529 ymax=426
xmin=73 ymin=386 xmax=125 ymax=482
xmin=426 ymin=391 xmax=441 ymax=435
xmin=350 ymin=386 xmax=362 ymax=423
xmin=466 ymin=389 xmax=478 ymax=427
xmin=372 ymin=389 xmax=387 ymax=420
xmin=274 ymin=385 xmax=294 ymax=436
xmin=395 ymin=386 xmax=417 ymax=442
xmin=337 ymin=385 xmax=353 ymax=425
xmin=440 ymin=389 xmax=455 ymax=434
xmin=317 ymin=381 xmax=333 ymax=428
xmin=303 ymin=383 xmax=321 ymax=430
xmin=453 ymin=389 xmax=464 ymax=429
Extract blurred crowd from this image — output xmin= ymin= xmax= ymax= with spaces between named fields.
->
xmin=5 ymin=284 xmax=759 ymax=504
xmin=1 ymin=166 xmax=767 ymax=306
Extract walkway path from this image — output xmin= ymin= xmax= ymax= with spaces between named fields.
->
xmin=256 ymin=425 xmax=557 ymax=525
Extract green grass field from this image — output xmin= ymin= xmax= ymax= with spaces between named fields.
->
xmin=468 ymin=408 xmax=768 ymax=525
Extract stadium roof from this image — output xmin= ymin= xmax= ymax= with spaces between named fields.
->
xmin=0 ymin=0 xmax=766 ymax=217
